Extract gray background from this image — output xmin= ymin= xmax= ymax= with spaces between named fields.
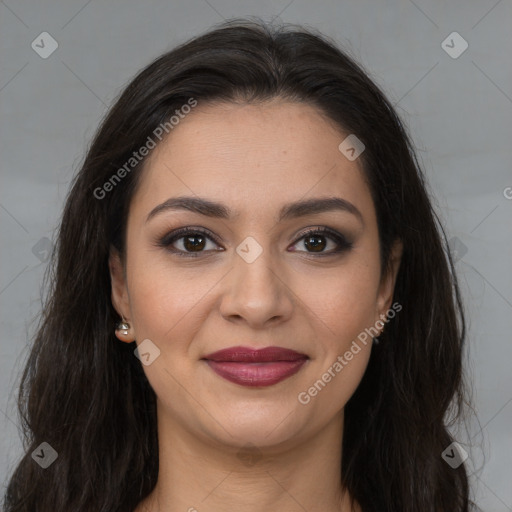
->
xmin=1 ymin=0 xmax=511 ymax=510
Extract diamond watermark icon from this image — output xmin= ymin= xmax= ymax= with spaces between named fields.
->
xmin=31 ymin=32 xmax=59 ymax=59
xmin=338 ymin=134 xmax=365 ymax=161
xmin=236 ymin=236 xmax=263 ymax=264
xmin=31 ymin=442 xmax=58 ymax=469
xmin=441 ymin=32 xmax=468 ymax=59
xmin=448 ymin=236 xmax=468 ymax=262
xmin=442 ymin=442 xmax=468 ymax=469
xmin=134 ymin=338 xmax=161 ymax=366
xmin=32 ymin=237 xmax=53 ymax=262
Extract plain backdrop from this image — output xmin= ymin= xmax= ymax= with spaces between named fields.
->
xmin=1 ymin=0 xmax=511 ymax=510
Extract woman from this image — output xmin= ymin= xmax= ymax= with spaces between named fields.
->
xmin=3 ymin=19 xmax=476 ymax=512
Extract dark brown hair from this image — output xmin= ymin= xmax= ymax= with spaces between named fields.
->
xmin=3 ymin=19 xmax=476 ymax=512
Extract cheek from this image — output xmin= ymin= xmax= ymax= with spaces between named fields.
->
xmin=303 ymin=260 xmax=381 ymax=343
xmin=125 ymin=250 xmax=209 ymax=344
xmin=297 ymin=329 xmax=372 ymax=422
xmin=130 ymin=276 xmax=208 ymax=344
xmin=298 ymin=280 xmax=375 ymax=415
xmin=308 ymin=257 xmax=379 ymax=409
xmin=320 ymin=345 xmax=371 ymax=415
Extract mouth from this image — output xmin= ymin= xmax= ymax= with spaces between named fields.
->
xmin=202 ymin=346 xmax=309 ymax=387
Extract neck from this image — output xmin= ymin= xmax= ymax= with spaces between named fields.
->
xmin=136 ymin=402 xmax=359 ymax=512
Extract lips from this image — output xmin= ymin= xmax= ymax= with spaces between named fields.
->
xmin=202 ymin=346 xmax=308 ymax=387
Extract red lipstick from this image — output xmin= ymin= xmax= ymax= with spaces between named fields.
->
xmin=202 ymin=346 xmax=308 ymax=387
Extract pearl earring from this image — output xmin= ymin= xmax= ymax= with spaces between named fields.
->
xmin=116 ymin=316 xmax=130 ymax=336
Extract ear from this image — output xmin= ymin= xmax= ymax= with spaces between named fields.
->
xmin=109 ymin=246 xmax=135 ymax=342
xmin=375 ymin=239 xmax=403 ymax=322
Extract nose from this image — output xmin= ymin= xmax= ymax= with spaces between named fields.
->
xmin=218 ymin=243 xmax=294 ymax=330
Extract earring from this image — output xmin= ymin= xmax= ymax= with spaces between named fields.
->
xmin=116 ymin=316 xmax=130 ymax=336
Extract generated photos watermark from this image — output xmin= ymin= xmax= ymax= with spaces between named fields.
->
xmin=298 ymin=301 xmax=402 ymax=405
xmin=93 ymin=97 xmax=197 ymax=200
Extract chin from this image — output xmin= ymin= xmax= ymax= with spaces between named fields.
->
xmin=201 ymin=401 xmax=310 ymax=449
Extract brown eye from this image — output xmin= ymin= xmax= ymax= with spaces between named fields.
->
xmin=303 ymin=234 xmax=327 ymax=252
xmin=290 ymin=228 xmax=353 ymax=255
xmin=158 ymin=227 xmax=222 ymax=257
xmin=182 ymin=233 xmax=207 ymax=252
xmin=158 ymin=226 xmax=352 ymax=258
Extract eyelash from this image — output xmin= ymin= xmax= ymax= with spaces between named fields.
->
xmin=157 ymin=226 xmax=353 ymax=258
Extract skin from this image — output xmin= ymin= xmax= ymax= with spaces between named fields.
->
xmin=110 ymin=100 xmax=402 ymax=512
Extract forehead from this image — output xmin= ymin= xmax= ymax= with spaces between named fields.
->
xmin=130 ymin=100 xmax=375 ymax=224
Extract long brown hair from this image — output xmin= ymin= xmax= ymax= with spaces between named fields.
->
xmin=3 ymin=19 xmax=476 ymax=512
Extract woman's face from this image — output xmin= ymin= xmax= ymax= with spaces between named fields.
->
xmin=110 ymin=100 xmax=401 ymax=450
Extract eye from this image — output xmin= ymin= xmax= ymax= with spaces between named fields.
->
xmin=158 ymin=227 xmax=223 ymax=257
xmin=289 ymin=227 xmax=353 ymax=256
xmin=157 ymin=226 xmax=352 ymax=258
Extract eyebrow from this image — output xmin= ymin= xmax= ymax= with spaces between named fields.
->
xmin=146 ymin=195 xmax=363 ymax=225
